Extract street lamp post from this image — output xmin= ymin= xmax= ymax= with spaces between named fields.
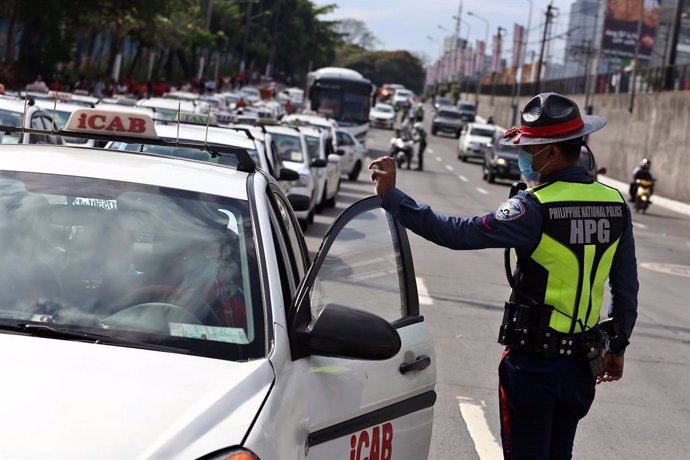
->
xmin=468 ymin=11 xmax=489 ymax=112
xmin=513 ymin=0 xmax=533 ymax=125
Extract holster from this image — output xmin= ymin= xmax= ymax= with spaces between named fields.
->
xmin=498 ymin=301 xmax=554 ymax=354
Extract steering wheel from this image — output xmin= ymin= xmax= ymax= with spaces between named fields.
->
xmin=112 ymin=285 xmax=221 ymax=326
xmin=102 ymin=302 xmax=204 ymax=333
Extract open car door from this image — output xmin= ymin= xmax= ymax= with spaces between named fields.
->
xmin=289 ymin=196 xmax=436 ymax=460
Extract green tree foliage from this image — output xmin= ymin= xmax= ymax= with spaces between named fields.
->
xmin=336 ymin=46 xmax=426 ymax=94
xmin=0 ymin=0 xmax=341 ymax=87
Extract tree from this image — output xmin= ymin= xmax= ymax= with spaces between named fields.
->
xmin=332 ymin=18 xmax=379 ymax=50
xmin=337 ymin=48 xmax=426 ymax=94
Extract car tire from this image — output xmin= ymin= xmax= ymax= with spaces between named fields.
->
xmin=455 ymin=130 xmax=461 ymax=139
xmin=308 ymin=208 xmax=315 ymax=224
xmin=326 ymin=193 xmax=336 ymax=208
xmin=487 ymin=170 xmax=496 ymax=183
xmin=461 ymin=154 xmax=467 ymax=162
xmin=348 ymin=161 xmax=361 ymax=181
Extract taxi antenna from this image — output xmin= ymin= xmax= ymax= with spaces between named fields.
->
xmin=21 ymin=94 xmax=29 ymax=138
xmin=176 ymin=101 xmax=181 ymax=147
xmin=204 ymin=110 xmax=211 ymax=148
xmin=50 ymin=96 xmax=58 ymax=134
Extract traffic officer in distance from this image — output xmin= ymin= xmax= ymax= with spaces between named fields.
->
xmin=369 ymin=92 xmax=639 ymax=460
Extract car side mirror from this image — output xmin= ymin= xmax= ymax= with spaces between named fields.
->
xmin=287 ymin=193 xmax=311 ymax=212
xmin=302 ymin=303 xmax=401 ymax=360
xmin=311 ymin=158 xmax=328 ymax=168
xmin=327 ymin=153 xmax=341 ymax=163
xmin=597 ymin=166 xmax=607 ymax=175
xmin=279 ymin=167 xmax=299 ymax=181
xmin=335 ymin=149 xmax=345 ymax=156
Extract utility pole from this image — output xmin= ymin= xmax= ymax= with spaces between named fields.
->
xmin=665 ymin=0 xmax=685 ymax=90
xmin=584 ymin=0 xmax=602 ymax=113
xmin=535 ymin=2 xmax=555 ymax=94
xmin=629 ymin=0 xmax=644 ymax=113
xmin=490 ymin=27 xmax=505 ymax=107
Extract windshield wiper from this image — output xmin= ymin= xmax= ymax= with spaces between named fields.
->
xmin=0 ymin=321 xmax=191 ymax=355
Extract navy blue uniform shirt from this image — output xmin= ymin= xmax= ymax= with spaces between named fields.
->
xmin=382 ymin=166 xmax=639 ymax=355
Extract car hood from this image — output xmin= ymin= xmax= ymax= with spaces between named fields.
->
xmin=0 ymin=333 xmax=274 ymax=459
xmin=466 ymin=135 xmax=493 ymax=143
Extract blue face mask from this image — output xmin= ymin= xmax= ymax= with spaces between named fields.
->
xmin=518 ymin=145 xmax=551 ymax=182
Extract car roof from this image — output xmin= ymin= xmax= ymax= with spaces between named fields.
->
xmin=438 ymin=107 xmax=462 ymax=113
xmin=0 ymin=144 xmax=250 ymax=199
xmin=283 ymin=114 xmax=338 ymax=128
xmin=264 ymin=124 xmax=303 ymax=137
xmin=0 ymin=98 xmax=43 ymax=113
xmin=33 ymin=100 xmax=98 ymax=112
xmin=299 ymin=126 xmax=324 ymax=137
xmin=137 ymin=98 xmax=197 ymax=111
xmin=467 ymin=123 xmax=495 ymax=130
xmin=153 ymin=124 xmax=256 ymax=150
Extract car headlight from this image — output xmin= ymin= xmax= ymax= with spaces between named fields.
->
xmin=294 ymin=173 xmax=311 ymax=188
xmin=202 ymin=447 xmax=259 ymax=460
xmin=495 ymin=157 xmax=506 ymax=166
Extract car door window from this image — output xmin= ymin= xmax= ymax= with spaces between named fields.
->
xmin=298 ymin=198 xmax=417 ymax=325
xmin=29 ymin=115 xmax=50 ymax=144
xmin=336 ymin=131 xmax=353 ymax=147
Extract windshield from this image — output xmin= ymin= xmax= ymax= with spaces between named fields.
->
xmin=436 ymin=98 xmax=452 ymax=105
xmin=272 ymin=132 xmax=304 ymax=163
xmin=374 ymin=105 xmax=393 ymax=113
xmin=0 ymin=110 xmax=22 ymax=144
xmin=470 ymin=127 xmax=496 ymax=137
xmin=458 ymin=103 xmax=475 ymax=112
xmin=44 ymin=109 xmax=90 ymax=145
xmin=312 ymin=80 xmax=371 ymax=125
xmin=0 ymin=171 xmax=264 ymax=360
xmin=439 ymin=111 xmax=462 ymax=119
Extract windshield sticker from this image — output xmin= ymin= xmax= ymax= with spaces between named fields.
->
xmin=169 ymin=322 xmax=249 ymax=344
xmin=495 ymin=198 xmax=526 ymax=222
xmin=70 ymin=197 xmax=117 ymax=210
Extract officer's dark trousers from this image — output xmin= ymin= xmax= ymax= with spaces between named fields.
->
xmin=498 ymin=349 xmax=596 ymax=460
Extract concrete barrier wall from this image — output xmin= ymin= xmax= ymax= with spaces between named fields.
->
xmin=464 ymin=91 xmax=690 ymax=203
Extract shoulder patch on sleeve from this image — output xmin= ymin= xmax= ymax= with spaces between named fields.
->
xmin=495 ymin=198 xmax=526 ymax=222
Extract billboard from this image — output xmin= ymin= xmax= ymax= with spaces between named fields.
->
xmin=602 ymin=0 xmax=660 ymax=59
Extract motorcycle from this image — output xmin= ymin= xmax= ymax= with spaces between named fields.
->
xmin=389 ymin=136 xmax=414 ymax=168
xmin=634 ymin=178 xmax=654 ymax=213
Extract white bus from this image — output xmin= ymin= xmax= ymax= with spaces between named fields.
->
xmin=304 ymin=67 xmax=373 ymax=141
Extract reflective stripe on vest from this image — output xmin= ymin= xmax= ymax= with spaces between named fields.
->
xmin=524 ymin=181 xmax=625 ymax=334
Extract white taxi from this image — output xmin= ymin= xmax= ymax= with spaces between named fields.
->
xmin=0 ymin=109 xmax=437 ymax=459
xmin=301 ymin=125 xmax=341 ymax=211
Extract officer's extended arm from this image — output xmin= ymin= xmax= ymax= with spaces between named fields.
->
xmin=381 ymin=187 xmax=540 ymax=252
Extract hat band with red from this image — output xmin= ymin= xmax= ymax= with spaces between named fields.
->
xmin=503 ymin=117 xmax=585 ymax=144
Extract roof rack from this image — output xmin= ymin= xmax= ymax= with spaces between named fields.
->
xmin=0 ymin=122 xmax=257 ymax=173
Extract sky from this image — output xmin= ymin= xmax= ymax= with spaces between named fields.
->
xmin=314 ymin=0 xmax=581 ymax=66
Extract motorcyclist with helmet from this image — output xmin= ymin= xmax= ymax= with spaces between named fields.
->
xmin=629 ymin=158 xmax=654 ymax=202
xmin=389 ymin=128 xmax=414 ymax=169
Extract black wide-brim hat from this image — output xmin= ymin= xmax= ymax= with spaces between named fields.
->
xmin=499 ymin=92 xmax=607 ymax=146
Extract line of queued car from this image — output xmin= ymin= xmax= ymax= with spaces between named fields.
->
xmin=0 ymin=88 xmax=368 ymax=232
xmin=0 ymin=100 xmax=437 ymax=459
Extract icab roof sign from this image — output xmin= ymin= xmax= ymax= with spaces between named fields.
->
xmin=64 ymin=108 xmax=158 ymax=139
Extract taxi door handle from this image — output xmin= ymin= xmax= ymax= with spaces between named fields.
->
xmin=399 ymin=355 xmax=431 ymax=374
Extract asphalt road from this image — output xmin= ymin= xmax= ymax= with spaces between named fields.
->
xmin=303 ymin=115 xmax=690 ymax=459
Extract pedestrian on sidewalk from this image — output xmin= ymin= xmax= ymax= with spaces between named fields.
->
xmin=369 ymin=92 xmax=639 ymax=460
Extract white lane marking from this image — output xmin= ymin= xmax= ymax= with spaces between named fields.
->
xmin=457 ymin=397 xmax=503 ymax=460
xmin=632 ymin=221 xmax=647 ymax=229
xmin=436 ymin=156 xmax=442 ymax=162
xmin=416 ymin=277 xmax=433 ymax=305
xmin=458 ymin=175 xmax=468 ymax=182
xmin=445 ymin=165 xmax=455 ymax=172
xmin=427 ymin=148 xmax=434 ymax=154
xmin=476 ymin=187 xmax=489 ymax=195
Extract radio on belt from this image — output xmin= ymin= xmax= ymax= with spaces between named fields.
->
xmin=63 ymin=108 xmax=158 ymax=139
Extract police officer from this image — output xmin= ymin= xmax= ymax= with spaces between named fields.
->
xmin=369 ymin=92 xmax=638 ymax=460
